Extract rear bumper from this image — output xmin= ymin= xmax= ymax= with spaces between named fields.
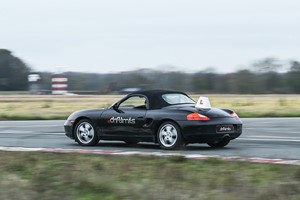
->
xmin=178 ymin=118 xmax=243 ymax=143
xmin=183 ymin=131 xmax=242 ymax=143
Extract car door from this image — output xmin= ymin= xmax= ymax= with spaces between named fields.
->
xmin=100 ymin=95 xmax=148 ymax=139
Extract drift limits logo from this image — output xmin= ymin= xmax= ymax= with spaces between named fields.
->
xmin=108 ymin=116 xmax=136 ymax=124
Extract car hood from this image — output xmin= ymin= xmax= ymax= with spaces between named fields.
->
xmin=164 ymin=104 xmax=233 ymax=118
xmin=73 ymin=108 xmax=106 ymax=114
xmin=67 ymin=108 xmax=107 ymax=120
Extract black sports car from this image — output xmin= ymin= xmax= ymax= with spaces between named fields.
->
xmin=64 ymin=90 xmax=242 ymax=150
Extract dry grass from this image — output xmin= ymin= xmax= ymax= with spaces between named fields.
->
xmin=0 ymin=94 xmax=300 ymax=120
xmin=191 ymin=94 xmax=300 ymax=117
xmin=0 ymin=95 xmax=120 ymax=120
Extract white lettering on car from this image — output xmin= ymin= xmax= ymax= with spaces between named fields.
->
xmin=220 ymin=127 xmax=232 ymax=131
xmin=108 ymin=117 xmax=136 ymax=124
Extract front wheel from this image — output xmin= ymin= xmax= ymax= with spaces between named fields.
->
xmin=157 ymin=121 xmax=184 ymax=150
xmin=74 ymin=119 xmax=99 ymax=146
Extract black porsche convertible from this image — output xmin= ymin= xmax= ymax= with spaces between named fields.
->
xmin=64 ymin=90 xmax=242 ymax=150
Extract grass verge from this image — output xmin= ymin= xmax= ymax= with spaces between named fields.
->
xmin=0 ymin=151 xmax=299 ymax=200
xmin=0 ymin=94 xmax=300 ymax=120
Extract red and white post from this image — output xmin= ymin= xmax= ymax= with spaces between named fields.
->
xmin=52 ymin=74 xmax=68 ymax=95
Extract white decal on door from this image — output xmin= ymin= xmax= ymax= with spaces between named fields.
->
xmin=108 ymin=116 xmax=136 ymax=124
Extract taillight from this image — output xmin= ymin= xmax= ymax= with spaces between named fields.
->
xmin=187 ymin=112 xmax=210 ymax=121
xmin=231 ymin=112 xmax=239 ymax=120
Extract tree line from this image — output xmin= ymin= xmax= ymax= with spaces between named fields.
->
xmin=1 ymin=49 xmax=300 ymax=94
xmin=0 ymin=49 xmax=30 ymax=91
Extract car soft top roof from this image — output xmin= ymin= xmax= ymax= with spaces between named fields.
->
xmin=129 ymin=90 xmax=190 ymax=109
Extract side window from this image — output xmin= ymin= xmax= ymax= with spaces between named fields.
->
xmin=119 ymin=96 xmax=147 ymax=109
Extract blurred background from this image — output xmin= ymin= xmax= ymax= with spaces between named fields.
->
xmin=1 ymin=48 xmax=300 ymax=95
xmin=1 ymin=0 xmax=300 ymax=95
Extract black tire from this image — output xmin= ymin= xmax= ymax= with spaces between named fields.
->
xmin=74 ymin=119 xmax=99 ymax=146
xmin=207 ymin=138 xmax=230 ymax=148
xmin=157 ymin=121 xmax=184 ymax=150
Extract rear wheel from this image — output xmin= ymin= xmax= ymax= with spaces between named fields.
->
xmin=157 ymin=121 xmax=184 ymax=150
xmin=74 ymin=119 xmax=99 ymax=146
xmin=207 ymin=138 xmax=230 ymax=148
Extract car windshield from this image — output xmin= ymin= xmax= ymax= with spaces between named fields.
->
xmin=162 ymin=93 xmax=195 ymax=105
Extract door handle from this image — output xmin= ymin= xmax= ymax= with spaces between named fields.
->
xmin=137 ymin=116 xmax=144 ymax=119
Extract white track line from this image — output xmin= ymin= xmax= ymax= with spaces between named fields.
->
xmin=0 ymin=125 xmax=61 ymax=128
xmin=238 ymin=138 xmax=300 ymax=142
xmin=0 ymin=146 xmax=299 ymax=165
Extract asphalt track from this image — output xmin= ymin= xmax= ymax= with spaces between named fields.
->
xmin=0 ymin=118 xmax=299 ymax=160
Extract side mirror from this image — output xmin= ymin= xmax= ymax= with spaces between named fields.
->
xmin=112 ymin=103 xmax=119 ymax=111
xmin=112 ymin=103 xmax=124 ymax=113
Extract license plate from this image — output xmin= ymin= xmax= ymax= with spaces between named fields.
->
xmin=216 ymin=125 xmax=234 ymax=133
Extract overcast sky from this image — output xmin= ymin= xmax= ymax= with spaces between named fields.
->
xmin=1 ymin=0 xmax=300 ymax=73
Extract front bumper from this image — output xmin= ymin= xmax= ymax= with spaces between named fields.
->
xmin=64 ymin=120 xmax=74 ymax=139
